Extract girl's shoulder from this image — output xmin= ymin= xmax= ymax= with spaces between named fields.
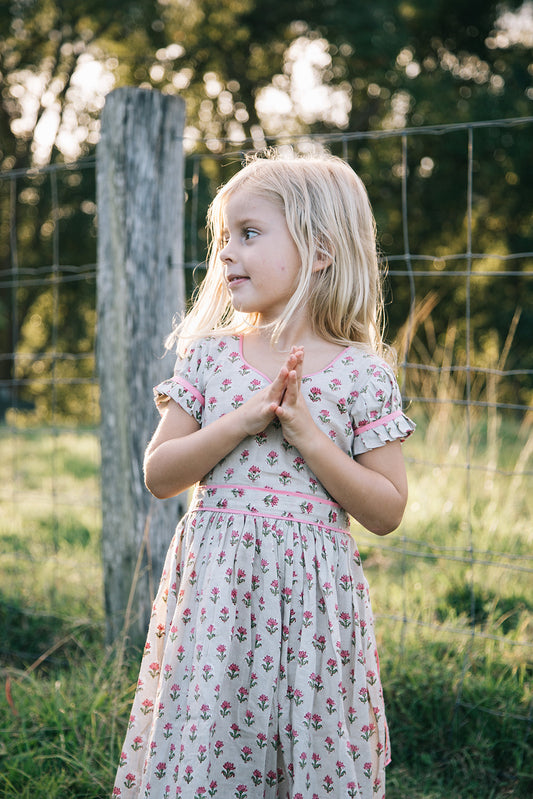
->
xmin=334 ymin=343 xmax=397 ymax=379
xmin=179 ymin=333 xmax=241 ymax=361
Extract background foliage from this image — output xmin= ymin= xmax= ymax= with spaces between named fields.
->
xmin=1 ymin=0 xmax=532 ymax=421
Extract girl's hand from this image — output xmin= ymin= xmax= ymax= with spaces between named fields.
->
xmin=274 ymin=346 xmax=315 ymax=446
xmin=236 ymin=347 xmax=304 ymax=437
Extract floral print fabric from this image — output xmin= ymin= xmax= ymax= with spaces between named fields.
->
xmin=112 ymin=335 xmax=415 ymax=799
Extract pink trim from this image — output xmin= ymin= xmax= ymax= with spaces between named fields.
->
xmin=169 ymin=375 xmax=205 ymax=407
xmin=355 ymin=409 xmax=403 ymax=435
xmin=239 ymin=335 xmax=351 ymax=384
xmin=192 ymin=504 xmax=350 ymax=537
xmin=200 ymin=483 xmax=341 ymax=510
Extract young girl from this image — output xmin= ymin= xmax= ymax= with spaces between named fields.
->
xmin=112 ymin=151 xmax=414 ymax=799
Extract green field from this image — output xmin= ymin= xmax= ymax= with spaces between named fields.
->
xmin=0 ymin=422 xmax=531 ymax=798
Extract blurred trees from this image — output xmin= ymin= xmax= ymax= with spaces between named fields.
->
xmin=0 ymin=0 xmax=532 ymax=420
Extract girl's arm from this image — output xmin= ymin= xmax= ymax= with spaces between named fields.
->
xmin=144 ymin=352 xmax=300 ymax=499
xmin=276 ymin=359 xmax=408 ymax=536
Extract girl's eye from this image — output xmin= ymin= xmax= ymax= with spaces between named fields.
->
xmin=243 ymin=228 xmax=258 ymax=241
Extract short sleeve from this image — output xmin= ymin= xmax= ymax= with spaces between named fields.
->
xmin=351 ymin=360 xmax=415 ymax=456
xmin=153 ymin=340 xmax=207 ymax=425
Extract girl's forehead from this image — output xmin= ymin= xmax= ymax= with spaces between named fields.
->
xmin=221 ymin=188 xmax=283 ymax=222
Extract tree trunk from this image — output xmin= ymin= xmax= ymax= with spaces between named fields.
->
xmin=97 ymin=87 xmax=187 ymax=645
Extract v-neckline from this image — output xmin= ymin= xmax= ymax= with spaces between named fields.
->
xmin=238 ymin=335 xmax=351 ymax=384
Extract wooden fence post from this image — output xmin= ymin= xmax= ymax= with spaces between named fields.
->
xmin=96 ymin=87 xmax=187 ymax=644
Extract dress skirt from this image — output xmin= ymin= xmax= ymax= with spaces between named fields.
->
xmin=112 ymin=483 xmax=390 ymax=799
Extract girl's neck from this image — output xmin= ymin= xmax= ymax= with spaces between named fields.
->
xmin=242 ymin=323 xmax=347 ymax=383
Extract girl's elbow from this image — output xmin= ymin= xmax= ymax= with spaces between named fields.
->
xmin=370 ymin=496 xmax=407 ymax=536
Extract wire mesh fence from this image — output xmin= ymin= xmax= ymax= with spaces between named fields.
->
xmin=1 ymin=115 xmax=532 ymax=759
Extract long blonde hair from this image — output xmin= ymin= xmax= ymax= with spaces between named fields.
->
xmin=169 ymin=150 xmax=388 ymax=359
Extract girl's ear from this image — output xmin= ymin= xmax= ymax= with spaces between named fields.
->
xmin=312 ymin=245 xmax=333 ymax=272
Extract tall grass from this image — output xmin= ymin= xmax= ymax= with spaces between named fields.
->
xmin=0 ymin=312 xmax=532 ymax=799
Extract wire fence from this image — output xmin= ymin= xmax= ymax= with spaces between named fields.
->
xmin=1 ymin=116 xmax=532 ymax=754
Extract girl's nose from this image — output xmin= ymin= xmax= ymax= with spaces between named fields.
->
xmin=219 ymin=241 xmax=234 ymax=263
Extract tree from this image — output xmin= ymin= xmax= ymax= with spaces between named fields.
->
xmin=1 ymin=0 xmax=531 ymax=417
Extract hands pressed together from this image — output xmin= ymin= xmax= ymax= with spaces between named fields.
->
xmin=238 ymin=345 xmax=313 ymax=447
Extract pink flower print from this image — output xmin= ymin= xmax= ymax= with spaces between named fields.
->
xmin=252 ymin=769 xmax=263 ymax=786
xmin=223 ymin=467 xmax=234 ymax=482
xmin=311 ymin=752 xmax=322 ymax=769
xmin=279 ymin=470 xmax=292 ymax=485
xmin=210 ymin=586 xmax=220 ymax=602
xmin=367 ymin=670 xmax=377 ymax=685
xmin=323 ymin=774 xmax=334 ymax=793
xmin=329 ymin=377 xmax=342 ymax=391
xmin=219 ymin=606 xmax=230 ymax=622
xmin=256 ymin=732 xmax=267 ymax=748
xmin=311 ymin=713 xmax=323 ymax=730
xmin=262 ymin=654 xmax=274 ymax=671
xmin=148 ymin=661 xmax=160 ymax=678
xmin=265 ymin=617 xmax=279 ymax=635
xmin=257 ymin=693 xmax=269 ymax=711
xmin=337 ymin=397 xmax=347 ymax=414
xmin=340 ymin=649 xmax=350 ymax=665
xmin=359 ymin=686 xmax=370 ymax=704
xmin=255 ymin=431 xmax=267 ymax=445
xmin=240 ymin=745 xmax=253 ymax=763
xmin=140 ymin=698 xmax=154 ymax=715
xmin=265 ymin=770 xmax=277 ymax=787
xmin=360 ymin=723 xmax=376 ymax=740
xmin=300 ymin=500 xmax=313 ymax=514
xmin=308 ymin=477 xmax=318 ymax=493
xmin=308 ymin=672 xmax=324 ymax=691
xmin=339 ymin=611 xmax=351 ymax=628
xmin=340 ymin=574 xmax=352 ymax=591
xmin=131 ymin=735 xmax=143 ymax=751
xmin=239 ymin=449 xmax=249 ymax=464
xmin=124 ymin=773 xmax=136 ymax=788
xmin=220 ymin=378 xmax=232 ymax=392
xmin=214 ymin=739 xmax=224 ymax=757
xmin=229 ymin=723 xmax=241 ymax=739
xmin=248 ymin=465 xmax=261 ymax=482
xmin=363 ymin=762 xmax=372 ymax=778
xmin=302 ymin=609 xmax=313 ymax=627
xmin=313 ymin=634 xmax=326 ymax=652
xmin=112 ymin=788 xmax=122 ymax=796
xmin=322 ymin=656 xmax=338 ymax=676
xmin=216 ymin=644 xmax=227 ymax=661
xmin=318 ymin=408 xmax=330 ymax=424
xmin=207 ymin=396 xmax=217 ymax=412
xmin=266 ymin=450 xmax=279 ymax=466
xmin=202 ymin=664 xmax=213 ymax=682
xmin=219 ymin=700 xmax=231 ymax=717
xmin=249 ymin=378 xmax=262 ymax=391
xmin=309 ymin=386 xmax=322 ymax=402
xmin=293 ymin=455 xmax=305 ymax=471
xmin=335 ymin=760 xmax=346 ymax=778
xmin=229 ymin=350 xmax=239 ymax=362
xmin=227 ymin=662 xmax=240 ymax=680
xmin=326 ymin=697 xmax=336 ymax=714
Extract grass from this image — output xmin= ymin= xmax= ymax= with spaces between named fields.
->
xmin=0 ymin=417 xmax=532 ymax=798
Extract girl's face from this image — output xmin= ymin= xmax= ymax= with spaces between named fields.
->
xmin=219 ymin=189 xmax=302 ymax=324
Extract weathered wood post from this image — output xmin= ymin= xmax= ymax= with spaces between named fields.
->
xmin=97 ymin=87 xmax=187 ymax=644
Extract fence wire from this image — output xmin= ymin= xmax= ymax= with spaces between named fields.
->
xmin=1 ymin=117 xmax=532 ymax=749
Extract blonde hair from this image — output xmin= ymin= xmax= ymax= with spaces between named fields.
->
xmin=170 ymin=150 xmax=389 ymax=359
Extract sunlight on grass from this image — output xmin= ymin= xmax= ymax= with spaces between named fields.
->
xmin=0 ymin=406 xmax=531 ymax=797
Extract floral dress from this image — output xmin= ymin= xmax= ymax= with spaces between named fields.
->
xmin=112 ymin=335 xmax=415 ymax=799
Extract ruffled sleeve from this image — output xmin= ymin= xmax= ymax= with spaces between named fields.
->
xmin=153 ymin=340 xmax=207 ymax=425
xmin=350 ymin=359 xmax=415 ymax=456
